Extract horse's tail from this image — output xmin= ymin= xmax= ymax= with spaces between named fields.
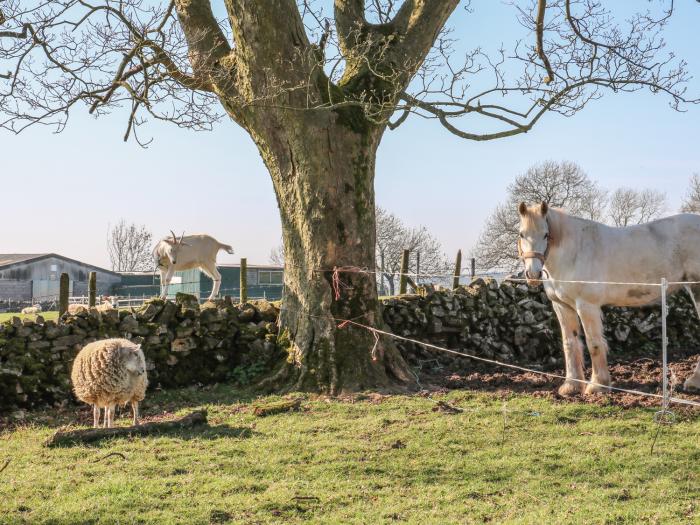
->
xmin=219 ymin=243 xmax=234 ymax=255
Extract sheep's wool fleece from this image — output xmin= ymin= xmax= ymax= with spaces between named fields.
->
xmin=71 ymin=338 xmax=147 ymax=407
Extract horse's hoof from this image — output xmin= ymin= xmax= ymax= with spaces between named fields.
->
xmin=558 ymin=381 xmax=584 ymax=396
xmin=585 ymin=382 xmax=611 ymax=395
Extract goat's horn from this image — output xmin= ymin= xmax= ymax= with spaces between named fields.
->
xmin=170 ymin=230 xmax=177 ymax=242
xmin=179 ymin=231 xmax=185 ymax=244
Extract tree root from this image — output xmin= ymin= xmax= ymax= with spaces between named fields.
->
xmin=44 ymin=410 xmax=208 ymax=447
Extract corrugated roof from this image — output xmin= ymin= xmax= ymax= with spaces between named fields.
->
xmin=0 ymin=253 xmax=120 ymax=276
xmin=0 ymin=254 xmax=49 ymax=266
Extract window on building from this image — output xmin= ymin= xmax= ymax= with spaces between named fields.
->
xmin=259 ymin=270 xmax=283 ymax=285
xmin=246 ymin=269 xmax=258 ymax=286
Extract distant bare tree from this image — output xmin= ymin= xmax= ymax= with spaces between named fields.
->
xmin=376 ymin=207 xmax=448 ymax=295
xmin=681 ymin=174 xmax=700 ymax=213
xmin=107 ymin=220 xmax=153 ymax=272
xmin=608 ymin=188 xmax=667 ymax=227
xmin=268 ymin=245 xmax=285 ymax=267
xmin=473 ymin=161 xmax=606 ymax=271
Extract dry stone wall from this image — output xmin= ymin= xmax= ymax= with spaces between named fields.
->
xmin=0 ymin=294 xmax=280 ymax=415
xmin=3 ymin=279 xmax=700 ymax=417
xmin=382 ymin=278 xmax=700 ymax=368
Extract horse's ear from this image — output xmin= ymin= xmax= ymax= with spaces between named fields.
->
xmin=518 ymin=202 xmax=527 ymax=216
xmin=540 ymin=201 xmax=549 ymax=215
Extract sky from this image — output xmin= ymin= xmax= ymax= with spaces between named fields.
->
xmin=2 ymin=1 xmax=699 ymax=270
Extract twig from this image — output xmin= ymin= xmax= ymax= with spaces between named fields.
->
xmin=0 ymin=458 xmax=10 ymax=475
xmin=93 ymin=452 xmax=127 ymax=463
xmin=650 ymin=423 xmax=664 ymax=455
xmin=501 ymin=401 xmax=508 ymax=449
xmin=432 ymin=400 xmax=463 ymax=415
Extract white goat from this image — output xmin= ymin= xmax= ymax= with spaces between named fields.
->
xmin=153 ymin=231 xmax=234 ymax=301
xmin=21 ymin=304 xmax=42 ymax=315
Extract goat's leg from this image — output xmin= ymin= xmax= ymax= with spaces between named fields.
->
xmin=576 ymin=301 xmax=611 ymax=394
xmin=201 ymin=262 xmax=222 ymax=301
xmin=160 ymin=267 xmax=174 ymax=300
xmin=552 ymin=301 xmax=586 ymax=396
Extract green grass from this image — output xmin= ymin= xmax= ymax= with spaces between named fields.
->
xmin=1 ymin=387 xmax=698 ymax=524
xmin=0 ymin=311 xmax=59 ymax=323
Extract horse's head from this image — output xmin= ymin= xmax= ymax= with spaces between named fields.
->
xmin=517 ymin=201 xmax=552 ymax=283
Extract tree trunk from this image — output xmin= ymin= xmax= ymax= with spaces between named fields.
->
xmin=243 ymin=108 xmax=413 ymax=394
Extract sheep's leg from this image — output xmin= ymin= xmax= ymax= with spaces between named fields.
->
xmin=93 ymin=405 xmax=100 ymax=428
xmin=131 ymin=401 xmax=139 ymax=426
xmin=201 ymin=262 xmax=222 ymax=301
xmin=105 ymin=405 xmax=115 ymax=428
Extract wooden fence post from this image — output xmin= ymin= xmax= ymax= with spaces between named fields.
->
xmin=471 ymin=258 xmax=476 ymax=279
xmin=416 ymin=251 xmax=421 ymax=284
xmin=452 ymin=250 xmax=462 ymax=290
xmin=240 ymin=258 xmax=248 ymax=303
xmin=88 ymin=271 xmax=97 ymax=307
xmin=399 ymin=249 xmax=410 ymax=295
xmin=59 ymin=273 xmax=69 ymax=316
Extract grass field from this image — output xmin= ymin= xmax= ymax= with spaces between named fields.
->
xmin=1 ymin=387 xmax=698 ymax=524
xmin=0 ymin=311 xmax=59 ymax=323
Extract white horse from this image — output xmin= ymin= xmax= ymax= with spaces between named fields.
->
xmin=517 ymin=202 xmax=700 ymax=395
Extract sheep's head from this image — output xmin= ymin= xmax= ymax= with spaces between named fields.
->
xmin=120 ymin=344 xmax=146 ymax=376
xmin=162 ymin=230 xmax=189 ymax=265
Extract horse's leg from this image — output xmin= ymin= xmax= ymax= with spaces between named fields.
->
xmin=552 ymin=301 xmax=586 ymax=396
xmin=576 ymin=301 xmax=611 ymax=394
xmin=682 ymin=285 xmax=700 ymax=391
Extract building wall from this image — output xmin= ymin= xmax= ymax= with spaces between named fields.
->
xmin=0 ymin=257 xmax=121 ymax=301
xmin=0 ymin=280 xmax=32 ymax=301
xmin=114 ymin=266 xmax=284 ymax=300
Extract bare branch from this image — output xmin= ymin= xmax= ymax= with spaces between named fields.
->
xmin=535 ymin=0 xmax=554 ymax=84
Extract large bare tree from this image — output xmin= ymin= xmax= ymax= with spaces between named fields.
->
xmin=1 ymin=1 xmax=696 ymax=393
xmin=107 ymin=220 xmax=154 ymax=272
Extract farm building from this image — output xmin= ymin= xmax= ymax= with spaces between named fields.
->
xmin=0 ymin=254 xmax=121 ymax=303
xmin=116 ymin=264 xmax=284 ymax=301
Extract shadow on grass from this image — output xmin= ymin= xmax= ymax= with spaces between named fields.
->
xmin=47 ymin=422 xmax=259 ymax=448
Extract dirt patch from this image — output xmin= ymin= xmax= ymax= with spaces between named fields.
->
xmin=423 ymin=354 xmax=700 ymax=411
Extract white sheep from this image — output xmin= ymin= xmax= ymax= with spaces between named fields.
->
xmin=71 ymin=338 xmax=148 ymax=428
xmin=21 ymin=304 xmax=42 ymax=315
xmin=67 ymin=303 xmax=88 ymax=315
xmin=95 ymin=299 xmax=116 ymax=312
xmin=67 ymin=298 xmax=115 ymax=315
